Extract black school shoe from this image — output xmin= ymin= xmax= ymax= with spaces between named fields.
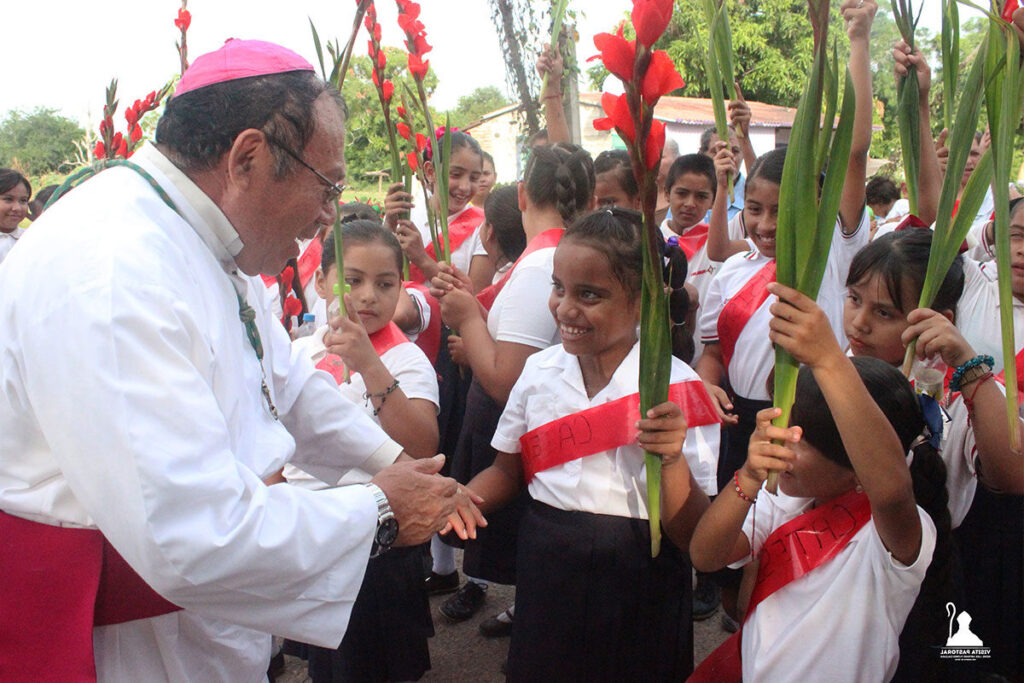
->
xmin=479 ymin=606 xmax=514 ymax=637
xmin=440 ymin=581 xmax=487 ymax=622
xmin=693 ymin=574 xmax=721 ymax=620
xmin=424 ymin=570 xmax=460 ymax=596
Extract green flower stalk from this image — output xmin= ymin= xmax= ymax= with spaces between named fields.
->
xmin=702 ymin=0 xmax=737 ymax=201
xmin=768 ymin=0 xmax=856 ymax=495
xmin=540 ymin=0 xmax=571 ymax=97
xmin=891 ymin=0 xmax=922 ymax=216
xmin=332 ymin=203 xmax=352 ymax=384
xmin=942 ymin=0 xmax=960 ymax=131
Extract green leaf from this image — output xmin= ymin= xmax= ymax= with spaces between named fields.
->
xmin=309 ymin=18 xmax=327 ymax=81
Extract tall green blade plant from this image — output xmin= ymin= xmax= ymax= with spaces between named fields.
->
xmin=703 ymin=0 xmax=736 ymax=200
xmin=942 ymin=0 xmax=960 ymax=130
xmin=768 ymin=2 xmax=856 ymax=495
xmin=540 ymin=0 xmax=570 ymax=96
xmin=891 ymin=0 xmax=923 ymax=216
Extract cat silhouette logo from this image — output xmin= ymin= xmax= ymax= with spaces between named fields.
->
xmin=940 ymin=602 xmax=991 ymax=661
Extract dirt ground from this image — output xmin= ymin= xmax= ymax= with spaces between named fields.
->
xmin=277 ymin=550 xmax=730 ymax=682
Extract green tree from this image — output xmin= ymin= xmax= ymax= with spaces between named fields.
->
xmin=0 ymin=108 xmax=86 ymax=176
xmin=448 ymin=86 xmax=511 ymax=128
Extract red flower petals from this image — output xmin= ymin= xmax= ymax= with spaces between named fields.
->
xmin=408 ymin=54 xmax=430 ymax=79
xmin=397 ymin=122 xmax=411 ymax=139
xmin=593 ymin=30 xmax=635 ymax=81
xmin=645 ymin=119 xmax=666 ymax=169
xmin=1003 ymin=0 xmax=1020 ymax=21
xmin=283 ymin=297 xmax=302 ymax=318
xmin=631 ymin=0 xmax=672 ymax=48
xmin=593 ymin=92 xmax=635 ymax=142
xmin=641 ymin=49 xmax=685 ymax=104
xmin=415 ymin=133 xmax=427 ymax=152
xmin=381 ymin=79 xmax=394 ymax=102
xmin=174 ymin=8 xmax=191 ymax=32
xmin=406 ymin=151 xmax=420 ymax=171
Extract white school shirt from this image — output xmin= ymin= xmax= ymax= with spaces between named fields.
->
xmin=0 ymin=143 xmax=405 ymax=682
xmin=491 ymin=342 xmax=721 ymax=515
xmin=285 ymin=324 xmax=440 ymax=489
xmin=957 ymin=259 xmax=1024 ymax=375
xmin=699 ymin=211 xmax=869 ymax=399
xmin=731 ymin=491 xmax=936 ymax=683
xmin=661 ymin=214 xmax=751 ymax=363
xmin=409 ymin=201 xmax=486 ymax=276
xmin=0 ymin=226 xmax=25 ymax=264
xmin=487 ymin=245 xmax=560 ymax=349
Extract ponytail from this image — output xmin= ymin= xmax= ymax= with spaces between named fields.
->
xmin=523 ymin=143 xmax=596 ymax=225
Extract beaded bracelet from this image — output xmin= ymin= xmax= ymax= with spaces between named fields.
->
xmin=949 ymin=355 xmax=995 ymax=393
xmin=734 ymin=470 xmax=757 ymax=504
xmin=365 ymin=379 xmax=400 ymax=416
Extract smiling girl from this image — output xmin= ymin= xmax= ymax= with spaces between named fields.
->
xmin=463 ymin=209 xmax=720 ymax=680
xmin=0 ymin=169 xmax=31 ymax=264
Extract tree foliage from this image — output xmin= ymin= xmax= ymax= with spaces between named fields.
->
xmin=448 ymin=86 xmax=511 ymax=128
xmin=0 ymin=108 xmax=86 ymax=176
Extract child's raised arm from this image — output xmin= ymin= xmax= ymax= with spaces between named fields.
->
xmin=838 ymin=0 xmax=877 ymax=233
xmin=706 ymin=140 xmax=750 ymax=262
xmin=893 ymin=41 xmax=940 ymax=226
xmin=766 ymin=282 xmax=923 ymax=566
xmin=537 ymin=43 xmax=571 ymax=145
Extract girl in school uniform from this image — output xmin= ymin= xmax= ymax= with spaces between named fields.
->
xmin=690 ymin=285 xmax=945 ymax=683
xmin=430 ymin=143 xmax=595 ymax=625
xmin=384 ymin=130 xmax=491 ymax=291
xmin=463 ymin=209 xmax=721 ymax=680
xmin=284 ymin=220 xmax=440 ymax=682
xmin=593 ymin=149 xmax=640 ymax=209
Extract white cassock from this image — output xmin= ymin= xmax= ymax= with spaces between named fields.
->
xmin=0 ymin=143 xmax=405 ymax=682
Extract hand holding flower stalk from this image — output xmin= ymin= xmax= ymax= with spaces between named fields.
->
xmin=591 ymin=0 xmax=684 ymax=556
xmin=702 ymin=0 xmax=737 ymax=201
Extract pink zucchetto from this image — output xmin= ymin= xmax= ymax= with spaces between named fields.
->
xmin=175 ymin=38 xmax=315 ymax=97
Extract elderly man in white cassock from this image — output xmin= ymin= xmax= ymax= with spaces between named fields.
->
xmin=0 ymin=39 xmax=484 ymax=681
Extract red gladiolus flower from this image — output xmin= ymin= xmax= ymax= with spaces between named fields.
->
xmin=373 ymin=23 xmax=382 ymax=42
xmin=94 ymin=141 xmax=105 ymax=158
xmin=631 ymin=0 xmax=673 ymax=47
xmin=397 ymin=106 xmax=407 ymax=119
xmin=283 ymin=297 xmax=303 ymax=318
xmin=125 ymin=107 xmax=138 ymax=128
xmin=174 ymin=8 xmax=191 ymax=31
xmin=645 ymin=119 xmax=666 ymax=170
xmin=406 ymin=152 xmax=419 ymax=172
xmin=408 ymin=54 xmax=430 ymax=79
xmin=100 ymin=118 xmax=112 ymax=135
xmin=592 ymin=92 xmax=635 ymax=142
xmin=641 ymin=49 xmax=685 ymax=104
xmin=382 ymin=80 xmax=394 ymax=102
xmin=130 ymin=124 xmax=143 ymax=144
xmin=415 ymin=133 xmax=427 ymax=152
xmin=371 ymin=70 xmax=380 ymax=88
xmin=377 ymin=51 xmax=387 ymax=70
xmin=1002 ymin=0 xmax=1019 ymax=21
xmin=592 ymin=29 xmax=636 ymax=82
xmin=414 ymin=34 xmax=432 ymax=56
xmin=281 ymin=266 xmax=295 ymax=283
xmin=398 ymin=14 xmax=424 ymax=35
xmin=397 ymin=0 xmax=420 ymax=19
xmin=397 ymin=122 xmax=411 ymax=139
xmin=116 ymin=137 xmax=128 ymax=159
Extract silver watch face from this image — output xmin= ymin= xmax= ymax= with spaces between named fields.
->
xmin=376 ymin=517 xmax=399 ymax=548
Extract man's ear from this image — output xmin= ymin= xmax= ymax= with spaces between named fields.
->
xmin=517 ymin=180 xmax=527 ymax=212
xmin=225 ymin=129 xmax=271 ymax=191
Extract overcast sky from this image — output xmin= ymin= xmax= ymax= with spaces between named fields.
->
xmin=5 ymin=1 xmax=967 ymax=130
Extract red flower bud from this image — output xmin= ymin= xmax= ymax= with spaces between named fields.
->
xmin=281 ymin=266 xmax=295 ymax=283
xmin=631 ymin=0 xmax=673 ymax=48
xmin=397 ymin=106 xmax=407 ymax=119
xmin=1003 ymin=0 xmax=1020 ymax=21
xmin=397 ymin=0 xmax=420 ymax=20
xmin=174 ymin=8 xmax=191 ymax=32
xmin=125 ymin=107 xmax=138 ymax=128
xmin=414 ymin=34 xmax=432 ymax=56
xmin=408 ymin=54 xmax=429 ymax=79
xmin=100 ymin=119 xmax=112 ymax=135
xmin=372 ymin=70 xmax=380 ymax=87
xmin=397 ymin=122 xmax=411 ymax=140
xmin=94 ymin=141 xmax=106 ymax=158
xmin=116 ymin=137 xmax=128 ymax=159
xmin=377 ymin=51 xmax=387 ymax=70
xmin=406 ymin=151 xmax=419 ymax=172
xmin=130 ymin=124 xmax=143 ymax=143
xmin=283 ymin=296 xmax=302 ymax=318
xmin=382 ymin=79 xmax=394 ymax=102
xmin=641 ymin=49 xmax=685 ymax=104
xmin=373 ymin=23 xmax=382 ymax=42
xmin=415 ymin=133 xmax=427 ymax=152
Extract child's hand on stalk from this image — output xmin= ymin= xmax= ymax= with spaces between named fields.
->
xmin=711 ymin=140 xmax=735 ymax=191
xmin=704 ymin=380 xmax=739 ymax=426
xmin=743 ymin=407 xmax=801 ymax=486
xmin=323 ymin=294 xmax=382 ymax=375
xmin=395 ymin=219 xmax=428 ymax=268
xmin=536 ymin=42 xmax=564 ymax=93
xmin=901 ymin=308 xmax=976 ymax=369
xmin=383 ymin=182 xmax=415 ymax=231
xmin=635 ymin=401 xmax=688 ymax=465
xmin=431 ymin=262 xmax=473 ymax=293
xmin=447 ymin=334 xmax=468 ymax=366
xmin=893 ymin=40 xmax=931 ymax=95
xmin=727 ymin=84 xmax=750 ymax=140
xmin=934 ymin=128 xmax=950 ymax=176
xmin=840 ymin=0 xmax=877 ymax=42
xmin=432 ymin=275 xmax=480 ymax=330
xmin=766 ymin=282 xmax=845 ymax=370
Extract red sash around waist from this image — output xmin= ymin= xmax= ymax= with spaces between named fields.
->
xmin=315 ymin=321 xmax=409 ymax=385
xmin=688 ymin=489 xmax=871 ymax=682
xmin=408 ymin=205 xmax=484 ymax=283
xmin=477 ymin=228 xmax=563 ymax=312
xmin=518 ymin=380 xmax=721 ymax=483
xmin=674 ymin=223 xmax=709 ymax=261
xmin=717 ymin=259 xmax=776 ymax=371
xmin=0 ymin=510 xmax=181 ymax=682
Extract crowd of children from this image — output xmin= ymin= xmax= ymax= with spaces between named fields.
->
xmin=2 ymin=1 xmax=1023 ymax=680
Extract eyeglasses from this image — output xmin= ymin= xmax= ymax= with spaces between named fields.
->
xmin=264 ymin=135 xmax=346 ymax=204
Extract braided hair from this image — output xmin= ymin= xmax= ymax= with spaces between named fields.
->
xmin=523 ymin=143 xmax=596 ymax=225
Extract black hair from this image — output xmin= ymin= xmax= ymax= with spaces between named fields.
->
xmin=560 ymin=208 xmax=691 ymax=359
xmin=664 ymin=153 xmax=716 ymax=197
xmin=866 ymin=175 xmax=900 ymax=205
xmin=337 ymin=201 xmax=382 ymax=224
xmin=1010 ymin=196 xmax=1024 ymax=222
xmin=321 ymin=219 xmax=403 ymax=274
xmin=481 ymin=150 xmax=495 ymax=168
xmin=425 ymin=130 xmax=483 ymax=166
xmin=526 ymin=128 xmax=550 ymax=149
xmin=747 ymin=146 xmax=786 ymax=188
xmin=846 ymin=229 xmax=965 ymax=315
xmin=484 ymin=184 xmax=526 ymax=261
xmin=156 ymin=70 xmax=344 ymax=179
xmin=594 ymin=149 xmax=638 ymax=202
xmin=0 ymin=169 xmax=31 ymax=198
xmin=523 ymin=143 xmax=596 ymax=225
xmin=699 ymin=126 xmax=718 ymax=155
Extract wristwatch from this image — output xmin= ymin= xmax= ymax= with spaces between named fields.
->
xmin=366 ymin=483 xmax=398 ymax=558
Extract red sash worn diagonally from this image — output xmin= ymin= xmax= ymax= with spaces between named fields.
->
xmin=260 ymin=236 xmax=323 ymax=289
xmin=995 ymin=346 xmax=1024 ymax=403
xmin=476 ymin=228 xmax=564 ymax=312
xmin=315 ymin=321 xmax=409 ymax=385
xmin=688 ymin=489 xmax=872 ymax=683
xmin=717 ymin=259 xmax=776 ymax=371
xmin=403 ymin=281 xmax=442 ymax=364
xmin=407 ymin=206 xmax=485 ymax=283
xmin=674 ymin=223 xmax=710 ymax=261
xmin=0 ymin=510 xmax=182 ymax=682
xmin=518 ymin=380 xmax=721 ymax=483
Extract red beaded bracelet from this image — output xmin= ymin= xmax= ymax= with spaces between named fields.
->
xmin=734 ymin=470 xmax=757 ymax=504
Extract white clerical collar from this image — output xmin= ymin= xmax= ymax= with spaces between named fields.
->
xmin=131 ymin=143 xmax=245 ymax=267
xmin=1 ymin=227 xmax=25 ymax=240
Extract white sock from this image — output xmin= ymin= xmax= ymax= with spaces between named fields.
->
xmin=465 ymin=574 xmax=489 ymax=590
xmin=496 ymin=603 xmax=515 ymax=623
xmin=430 ymin=535 xmax=456 ymax=575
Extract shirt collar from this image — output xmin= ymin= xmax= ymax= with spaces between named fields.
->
xmin=131 ymin=143 xmax=245 ymax=268
xmin=2 ymin=227 xmax=25 ymax=240
xmin=541 ymin=341 xmax=642 ymax=402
